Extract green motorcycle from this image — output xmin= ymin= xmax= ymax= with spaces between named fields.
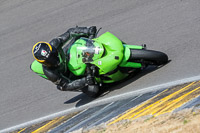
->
xmin=68 ymin=32 xmax=168 ymax=84
xmin=32 ymin=31 xmax=168 ymax=97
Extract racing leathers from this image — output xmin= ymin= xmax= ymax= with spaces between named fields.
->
xmin=31 ymin=26 xmax=99 ymax=94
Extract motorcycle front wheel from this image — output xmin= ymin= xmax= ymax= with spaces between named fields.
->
xmin=130 ymin=49 xmax=168 ymax=65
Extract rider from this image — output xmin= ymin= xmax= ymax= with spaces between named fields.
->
xmin=30 ymin=26 xmax=99 ymax=96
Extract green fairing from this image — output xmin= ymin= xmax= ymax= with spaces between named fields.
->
xmin=67 ymin=39 xmax=87 ymax=76
xmin=120 ymin=44 xmax=142 ymax=68
xmin=67 ymin=32 xmax=143 ymax=83
xmin=102 ymin=70 xmax=128 ymax=83
xmin=91 ymin=32 xmax=127 ymax=83
xmin=124 ymin=44 xmax=143 ymax=49
xmin=92 ymin=33 xmax=143 ymax=83
xmin=92 ymin=32 xmax=124 ymax=74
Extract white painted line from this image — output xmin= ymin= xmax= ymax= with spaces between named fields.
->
xmin=1 ymin=75 xmax=200 ymax=133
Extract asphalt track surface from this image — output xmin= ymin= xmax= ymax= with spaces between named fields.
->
xmin=0 ymin=0 xmax=200 ymax=131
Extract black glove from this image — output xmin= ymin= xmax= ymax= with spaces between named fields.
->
xmin=88 ymin=26 xmax=97 ymax=36
xmin=69 ymin=26 xmax=97 ymax=37
xmin=57 ymin=85 xmax=65 ymax=91
xmin=85 ymin=75 xmax=95 ymax=85
xmin=56 ymin=78 xmax=69 ymax=91
xmin=68 ymin=27 xmax=86 ymax=37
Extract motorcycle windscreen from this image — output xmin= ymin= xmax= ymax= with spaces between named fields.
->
xmin=76 ymin=44 xmax=104 ymax=64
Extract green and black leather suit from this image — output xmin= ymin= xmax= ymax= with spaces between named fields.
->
xmin=31 ymin=26 xmax=97 ymax=92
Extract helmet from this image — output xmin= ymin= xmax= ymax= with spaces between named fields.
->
xmin=32 ymin=42 xmax=60 ymax=67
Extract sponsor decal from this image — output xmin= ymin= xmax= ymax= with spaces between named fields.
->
xmin=41 ymin=50 xmax=50 ymax=58
xmin=41 ymin=50 xmax=47 ymax=56
xmin=98 ymin=61 xmax=102 ymax=65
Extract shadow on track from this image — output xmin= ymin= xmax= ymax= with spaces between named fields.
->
xmin=64 ymin=61 xmax=170 ymax=107
xmin=64 ymin=93 xmax=96 ymax=107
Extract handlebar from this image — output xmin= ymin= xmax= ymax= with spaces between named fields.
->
xmin=89 ymin=27 xmax=102 ymax=39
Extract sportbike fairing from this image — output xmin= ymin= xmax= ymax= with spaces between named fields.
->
xmin=76 ymin=38 xmax=104 ymax=64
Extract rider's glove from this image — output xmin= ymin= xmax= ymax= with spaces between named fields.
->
xmin=68 ymin=27 xmax=87 ymax=37
xmin=85 ymin=75 xmax=95 ymax=85
xmin=88 ymin=26 xmax=97 ymax=36
xmin=56 ymin=78 xmax=69 ymax=91
xmin=69 ymin=26 xmax=97 ymax=37
xmin=57 ymin=85 xmax=65 ymax=91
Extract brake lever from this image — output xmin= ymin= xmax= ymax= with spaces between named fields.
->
xmin=95 ymin=27 xmax=102 ymax=38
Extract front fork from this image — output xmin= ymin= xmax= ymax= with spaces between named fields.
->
xmin=125 ymin=44 xmax=148 ymax=69
xmin=120 ymin=44 xmax=144 ymax=68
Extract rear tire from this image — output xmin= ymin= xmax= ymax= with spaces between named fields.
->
xmin=130 ymin=49 xmax=168 ymax=65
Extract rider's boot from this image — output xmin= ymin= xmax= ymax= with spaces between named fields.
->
xmin=82 ymin=85 xmax=100 ymax=98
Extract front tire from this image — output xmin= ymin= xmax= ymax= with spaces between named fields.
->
xmin=130 ymin=49 xmax=168 ymax=65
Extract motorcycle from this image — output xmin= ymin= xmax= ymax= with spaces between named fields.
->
xmin=31 ymin=30 xmax=168 ymax=97
xmin=67 ymin=31 xmax=168 ymax=97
